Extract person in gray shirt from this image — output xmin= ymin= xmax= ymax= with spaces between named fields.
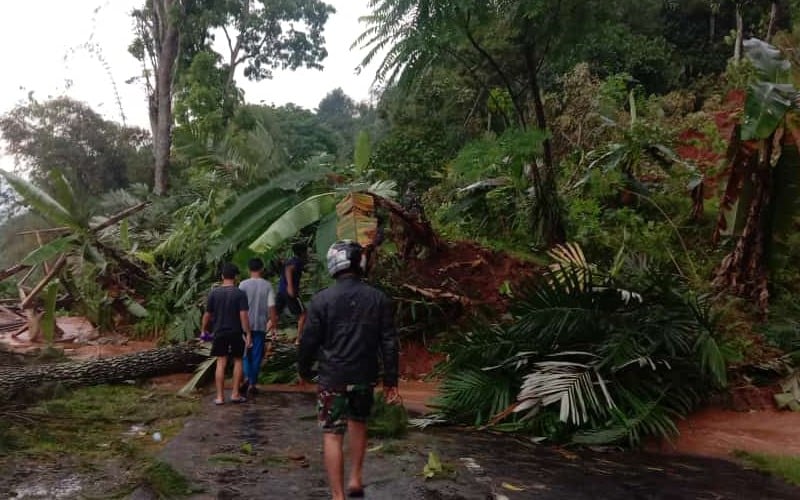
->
xmin=239 ymin=258 xmax=278 ymax=395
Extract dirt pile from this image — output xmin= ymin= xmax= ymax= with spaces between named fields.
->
xmin=403 ymin=240 xmax=540 ymax=314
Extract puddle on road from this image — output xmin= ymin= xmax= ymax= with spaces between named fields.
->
xmin=10 ymin=475 xmax=82 ymax=499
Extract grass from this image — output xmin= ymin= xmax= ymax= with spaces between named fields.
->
xmin=0 ymin=384 xmax=201 ymax=498
xmin=143 ymin=460 xmax=192 ymax=498
xmin=208 ymin=453 xmax=247 ymax=464
xmin=733 ymin=450 xmax=800 ymax=486
xmin=2 ymin=385 xmax=197 ymax=460
xmin=8 ymin=385 xmax=198 ymax=459
xmin=261 ymin=455 xmax=290 ymax=466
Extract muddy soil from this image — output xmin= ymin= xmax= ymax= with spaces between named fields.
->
xmin=659 ymin=407 xmax=800 ymax=458
xmin=151 ymin=391 xmax=799 ymax=500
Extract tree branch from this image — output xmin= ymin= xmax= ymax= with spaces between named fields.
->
xmin=20 ymin=255 xmax=66 ymax=310
xmin=90 ymin=201 xmax=150 ymax=233
xmin=222 ymin=24 xmax=235 ymax=57
xmin=441 ymin=46 xmax=511 ymax=127
xmin=0 ymin=264 xmax=29 ymax=283
xmin=461 ymin=11 xmax=527 ymax=128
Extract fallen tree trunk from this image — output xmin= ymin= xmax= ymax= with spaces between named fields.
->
xmin=0 ymin=343 xmax=207 ymax=402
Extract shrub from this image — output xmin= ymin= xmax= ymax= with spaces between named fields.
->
xmin=429 ymin=244 xmax=729 ymax=446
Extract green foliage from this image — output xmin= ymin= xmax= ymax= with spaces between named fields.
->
xmin=431 ymin=246 xmax=729 ymax=446
xmin=427 ymin=128 xmax=545 ymax=246
xmin=143 ymin=460 xmax=192 ymax=498
xmin=245 ymin=104 xmax=341 ymax=168
xmin=249 ymin=192 xmax=338 ymax=253
xmin=734 ymin=450 xmax=800 ymax=486
xmin=0 ymin=97 xmax=151 ymax=199
xmin=0 ymin=169 xmax=81 ymax=230
xmin=738 ymin=38 xmax=795 ymax=141
xmin=174 ymin=50 xmax=241 ymax=143
xmin=368 ymin=393 xmax=409 ymax=438
xmin=561 ymin=23 xmax=680 ymax=94
xmin=7 ymin=385 xmax=197 ymax=458
xmin=354 ymin=130 xmax=372 ymax=175
xmin=258 ymin=342 xmax=300 ymax=384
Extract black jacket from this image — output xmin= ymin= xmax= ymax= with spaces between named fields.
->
xmin=298 ymin=276 xmax=399 ymax=387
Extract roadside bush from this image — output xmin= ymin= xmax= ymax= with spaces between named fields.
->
xmin=428 ymin=244 xmax=730 ymax=446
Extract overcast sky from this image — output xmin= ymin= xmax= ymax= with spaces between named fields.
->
xmin=0 ymin=0 xmax=379 ymax=167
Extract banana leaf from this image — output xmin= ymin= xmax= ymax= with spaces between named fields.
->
xmin=743 ymin=38 xmax=792 ymax=83
xmin=741 ymin=81 xmax=795 ymax=141
xmin=21 ymin=235 xmax=77 ymax=266
xmin=208 ymin=189 xmax=300 ymax=260
xmin=315 ymin=212 xmax=339 ymax=264
xmin=0 ymin=169 xmax=76 ymax=228
xmin=249 ymin=192 xmax=338 ymax=252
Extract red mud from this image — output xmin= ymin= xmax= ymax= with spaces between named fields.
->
xmin=399 ymin=340 xmax=444 ymax=379
xmin=405 ymin=240 xmax=539 ymax=313
xmin=658 ymin=407 xmax=800 ymax=459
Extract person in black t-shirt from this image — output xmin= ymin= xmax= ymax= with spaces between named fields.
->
xmin=201 ymin=263 xmax=252 ymax=405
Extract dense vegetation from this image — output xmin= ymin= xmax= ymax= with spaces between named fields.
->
xmin=2 ymin=0 xmax=800 ymax=447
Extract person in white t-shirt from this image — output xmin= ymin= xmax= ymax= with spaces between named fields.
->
xmin=239 ymin=258 xmax=278 ymax=395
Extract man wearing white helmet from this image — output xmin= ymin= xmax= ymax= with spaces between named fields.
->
xmin=298 ymin=240 xmax=400 ymax=500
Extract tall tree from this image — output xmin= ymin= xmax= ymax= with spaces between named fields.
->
xmin=0 ymin=97 xmax=151 ymax=201
xmin=356 ymin=0 xmax=600 ymax=243
xmin=316 ymin=88 xmax=359 ymax=160
xmin=130 ymin=0 xmax=335 ymax=195
xmin=217 ymin=0 xmax=335 ymax=87
xmin=131 ymin=0 xmax=185 ymax=196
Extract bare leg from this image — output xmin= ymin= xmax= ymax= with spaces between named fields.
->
xmin=231 ymin=357 xmax=244 ymax=399
xmin=347 ymin=420 xmax=368 ymax=492
xmin=296 ymin=312 xmax=307 ymax=345
xmin=323 ymin=433 xmax=346 ymax=500
xmin=215 ymin=356 xmax=227 ymax=402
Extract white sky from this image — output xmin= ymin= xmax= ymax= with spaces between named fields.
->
xmin=0 ymin=0 xmax=379 ymax=168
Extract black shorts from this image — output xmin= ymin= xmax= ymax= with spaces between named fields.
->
xmin=210 ymin=334 xmax=245 ymax=358
xmin=276 ymin=292 xmax=305 ymax=316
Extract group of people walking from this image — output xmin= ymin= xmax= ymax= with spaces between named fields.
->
xmin=200 ymin=242 xmax=308 ymax=404
xmin=200 ymin=240 xmax=400 ymax=499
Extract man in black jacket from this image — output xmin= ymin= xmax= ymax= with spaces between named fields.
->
xmin=298 ymin=240 xmax=400 ymax=500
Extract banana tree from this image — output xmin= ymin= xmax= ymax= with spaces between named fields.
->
xmin=247 ymin=180 xmax=398 ymax=261
xmin=0 ymin=168 xmax=150 ymax=336
xmin=712 ymin=38 xmax=800 ymax=312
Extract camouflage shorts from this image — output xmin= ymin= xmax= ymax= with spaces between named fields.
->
xmin=317 ymin=384 xmax=374 ymax=434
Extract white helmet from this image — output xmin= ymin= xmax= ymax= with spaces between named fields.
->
xmin=326 ymin=240 xmax=363 ymax=277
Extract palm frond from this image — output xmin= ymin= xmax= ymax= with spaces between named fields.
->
xmin=515 ymin=355 xmax=615 ymax=426
xmin=431 ymin=368 xmax=517 ymax=426
xmin=547 ymin=242 xmax=596 ymax=292
xmin=178 ymin=354 xmax=215 ymax=396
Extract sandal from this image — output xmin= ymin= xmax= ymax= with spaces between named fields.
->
xmin=230 ymin=396 xmax=247 ymax=404
xmin=214 ymin=398 xmax=225 ymax=406
xmin=347 ymin=488 xmax=365 ymax=497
